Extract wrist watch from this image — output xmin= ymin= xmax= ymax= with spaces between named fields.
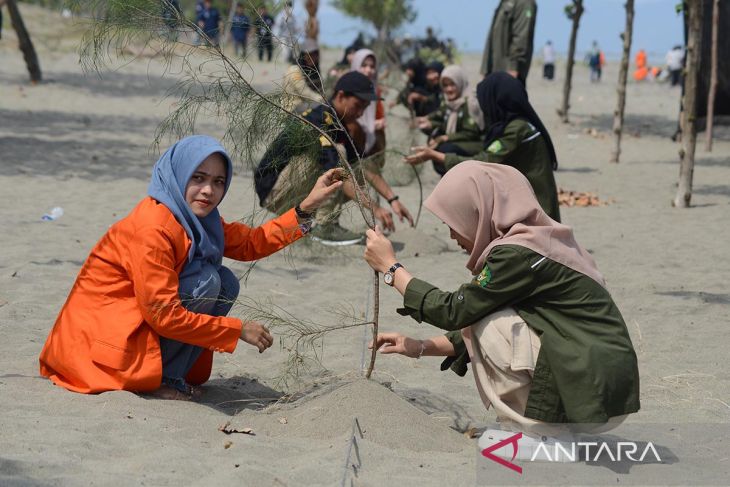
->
xmin=383 ymin=262 xmax=403 ymax=286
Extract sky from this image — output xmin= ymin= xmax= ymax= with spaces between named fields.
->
xmin=305 ymin=0 xmax=684 ymax=60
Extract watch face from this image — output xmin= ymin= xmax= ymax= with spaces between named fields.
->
xmin=384 ymin=273 xmax=394 ymax=285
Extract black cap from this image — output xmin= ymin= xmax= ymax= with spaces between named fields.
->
xmin=333 ymin=71 xmax=378 ymax=101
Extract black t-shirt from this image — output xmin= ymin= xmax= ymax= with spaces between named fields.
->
xmin=255 ymin=14 xmax=275 ymax=37
xmin=254 ymin=104 xmax=358 ymax=205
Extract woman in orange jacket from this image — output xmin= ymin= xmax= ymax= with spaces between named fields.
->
xmin=39 ymin=135 xmax=342 ymax=400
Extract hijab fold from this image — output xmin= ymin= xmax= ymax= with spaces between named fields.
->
xmin=477 ymin=72 xmax=558 ymax=169
xmin=423 ymin=161 xmax=604 ymax=286
xmin=148 ymin=135 xmax=233 ymax=281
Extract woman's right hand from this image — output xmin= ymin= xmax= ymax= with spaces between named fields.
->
xmin=369 ymin=332 xmax=422 ymax=358
xmin=240 ymin=321 xmax=273 ymax=353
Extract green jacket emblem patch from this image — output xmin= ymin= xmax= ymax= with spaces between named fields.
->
xmin=476 ymin=266 xmax=492 ymax=287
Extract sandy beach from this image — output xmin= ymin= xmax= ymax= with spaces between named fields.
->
xmin=1 ymin=6 xmax=729 ymax=486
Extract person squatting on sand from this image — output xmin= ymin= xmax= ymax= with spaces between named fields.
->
xmin=364 ymin=162 xmax=640 ymax=434
xmin=412 ymin=64 xmax=486 ymax=177
xmin=39 ymin=136 xmax=342 ymax=400
xmin=255 ymin=71 xmax=413 ymax=246
xmin=406 ymin=71 xmax=561 ymax=222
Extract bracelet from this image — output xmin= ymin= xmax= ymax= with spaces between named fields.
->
xmin=295 ymin=204 xmax=313 ymax=220
xmin=387 ymin=195 xmax=399 ymax=204
xmin=416 ymin=340 xmax=425 ymax=359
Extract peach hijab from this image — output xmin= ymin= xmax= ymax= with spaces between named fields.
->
xmin=423 ymin=161 xmax=605 ymax=286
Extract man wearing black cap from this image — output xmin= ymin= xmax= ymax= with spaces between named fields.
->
xmin=255 ymin=71 xmax=412 ymax=245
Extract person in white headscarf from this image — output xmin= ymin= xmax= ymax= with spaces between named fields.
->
xmin=350 ymin=48 xmax=387 ymax=158
xmin=407 ymin=65 xmax=485 ymax=176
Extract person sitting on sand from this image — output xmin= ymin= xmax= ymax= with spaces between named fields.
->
xmin=39 ymin=135 xmax=342 ymax=400
xmin=405 ymin=71 xmax=561 ymax=222
xmin=255 ymin=71 xmax=413 ymax=246
xmin=363 ymin=162 xmax=640 ymax=435
xmin=413 ymin=64 xmax=486 ymax=176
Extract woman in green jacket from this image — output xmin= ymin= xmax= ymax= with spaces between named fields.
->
xmin=414 ymin=64 xmax=486 ymax=176
xmin=406 ymin=71 xmax=561 ymax=222
xmin=363 ymin=162 xmax=639 ymax=434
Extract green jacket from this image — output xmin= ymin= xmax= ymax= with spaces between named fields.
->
xmin=480 ymin=0 xmax=537 ymax=83
xmin=398 ymin=244 xmax=641 ymax=424
xmin=427 ymin=100 xmax=485 ymax=156
xmin=444 ymin=118 xmax=561 ymax=222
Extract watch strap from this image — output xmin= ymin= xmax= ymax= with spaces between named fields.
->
xmin=387 ymin=262 xmax=404 ymax=274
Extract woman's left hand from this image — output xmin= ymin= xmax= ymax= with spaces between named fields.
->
xmin=374 ymin=118 xmax=387 ymax=131
xmin=299 ymin=168 xmax=344 ymax=212
xmin=364 ymin=226 xmax=397 ymax=273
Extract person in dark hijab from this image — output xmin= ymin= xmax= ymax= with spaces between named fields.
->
xmin=395 ymin=58 xmax=441 ymax=116
xmin=406 ymin=71 xmax=561 ymax=221
xmin=425 ymin=61 xmax=444 ymax=89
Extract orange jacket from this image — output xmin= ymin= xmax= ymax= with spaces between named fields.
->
xmin=39 ymin=197 xmax=302 ymax=394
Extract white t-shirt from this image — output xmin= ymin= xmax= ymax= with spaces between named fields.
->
xmin=543 ymin=44 xmax=556 ymax=64
xmin=666 ymin=48 xmax=684 ymax=70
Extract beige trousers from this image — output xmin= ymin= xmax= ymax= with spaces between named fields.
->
xmin=462 ymin=308 xmax=626 ymax=436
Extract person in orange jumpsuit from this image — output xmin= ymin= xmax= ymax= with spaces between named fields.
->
xmin=634 ymin=48 xmax=648 ymax=81
xmin=39 ymin=135 xmax=342 ymax=400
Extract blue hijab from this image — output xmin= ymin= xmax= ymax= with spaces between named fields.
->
xmin=148 ymin=135 xmax=233 ymax=280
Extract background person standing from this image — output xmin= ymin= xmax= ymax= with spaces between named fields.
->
xmin=196 ymin=0 xmax=221 ymax=46
xmin=255 ymin=5 xmax=275 ymax=62
xmin=665 ymin=45 xmax=684 ymax=87
xmin=231 ymin=3 xmax=250 ymax=57
xmin=480 ymin=0 xmax=537 ymax=85
xmin=276 ymin=1 xmax=301 ymax=63
xmin=542 ymin=40 xmax=555 ymax=80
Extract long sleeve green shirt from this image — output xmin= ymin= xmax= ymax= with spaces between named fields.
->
xmin=443 ymin=118 xmax=561 ymax=222
xmin=397 ymin=244 xmax=640 ymax=423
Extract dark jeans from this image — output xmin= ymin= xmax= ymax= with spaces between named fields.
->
xmin=159 ymin=265 xmax=240 ymax=393
xmin=258 ymin=35 xmax=273 ymax=61
xmin=433 ymin=142 xmax=472 ymax=177
xmin=670 ymin=69 xmax=681 ymax=87
xmin=234 ymin=39 xmax=248 ymax=57
xmin=543 ymin=63 xmax=554 ymax=80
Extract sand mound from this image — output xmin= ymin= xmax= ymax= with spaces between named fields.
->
xmin=231 ymin=379 xmax=471 ymax=453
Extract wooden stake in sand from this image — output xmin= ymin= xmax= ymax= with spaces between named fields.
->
xmin=705 ymin=0 xmax=720 ymax=152
xmin=558 ymin=0 xmax=584 ymax=124
xmin=6 ymin=0 xmax=42 ymax=83
xmin=674 ymin=0 xmax=704 ymax=208
xmin=610 ymin=0 xmax=634 ymax=163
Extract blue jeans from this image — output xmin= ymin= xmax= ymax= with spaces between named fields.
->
xmin=159 ymin=265 xmax=240 ymax=393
